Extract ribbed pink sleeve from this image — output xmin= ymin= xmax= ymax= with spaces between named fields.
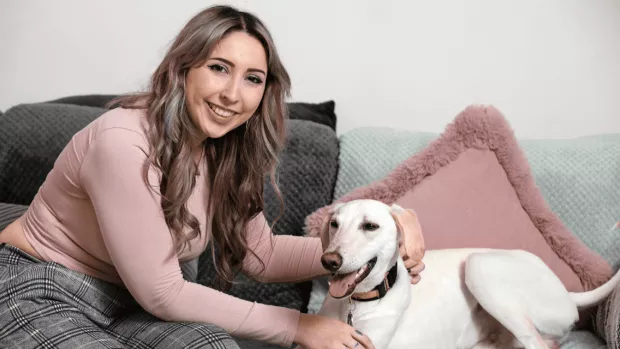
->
xmin=242 ymin=214 xmax=327 ymax=283
xmin=79 ymin=127 xmax=324 ymax=347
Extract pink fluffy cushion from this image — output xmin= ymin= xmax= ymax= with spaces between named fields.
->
xmin=305 ymin=105 xmax=611 ymax=292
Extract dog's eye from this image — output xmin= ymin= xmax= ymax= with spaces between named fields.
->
xmin=362 ymin=222 xmax=379 ymax=231
xmin=330 ymin=220 xmax=338 ymax=228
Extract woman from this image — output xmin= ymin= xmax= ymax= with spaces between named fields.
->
xmin=0 ymin=5 xmax=424 ymax=349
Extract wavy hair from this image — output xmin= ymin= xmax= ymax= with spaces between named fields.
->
xmin=109 ymin=5 xmax=291 ymax=290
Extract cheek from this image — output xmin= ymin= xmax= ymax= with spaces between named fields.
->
xmin=244 ymin=87 xmax=266 ymax=112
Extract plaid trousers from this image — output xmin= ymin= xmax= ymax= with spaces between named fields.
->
xmin=0 ymin=243 xmax=240 ymax=349
xmin=592 ymin=279 xmax=620 ymax=349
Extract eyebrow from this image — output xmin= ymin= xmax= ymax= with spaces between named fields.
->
xmin=211 ymin=57 xmax=266 ymax=75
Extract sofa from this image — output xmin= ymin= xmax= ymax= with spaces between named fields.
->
xmin=0 ymin=95 xmax=618 ymax=349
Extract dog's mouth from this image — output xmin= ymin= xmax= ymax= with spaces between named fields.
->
xmin=328 ymin=256 xmax=378 ymax=299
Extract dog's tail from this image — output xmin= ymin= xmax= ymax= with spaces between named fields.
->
xmin=569 ymin=266 xmax=620 ymax=308
xmin=569 ymin=223 xmax=620 ymax=308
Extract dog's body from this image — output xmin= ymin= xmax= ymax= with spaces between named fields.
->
xmin=316 ymin=199 xmax=620 ymax=349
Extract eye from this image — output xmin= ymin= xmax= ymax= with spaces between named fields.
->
xmin=329 ymin=220 xmax=338 ymax=229
xmin=208 ymin=64 xmax=228 ymax=73
xmin=361 ymin=222 xmax=379 ymax=231
xmin=247 ymin=75 xmax=263 ymax=85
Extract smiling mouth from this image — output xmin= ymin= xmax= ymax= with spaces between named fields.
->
xmin=206 ymin=101 xmax=237 ymax=119
xmin=328 ymin=256 xmax=378 ymax=299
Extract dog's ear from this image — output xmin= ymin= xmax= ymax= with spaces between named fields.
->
xmin=319 ymin=214 xmax=331 ymax=251
xmin=320 ymin=202 xmax=345 ymax=251
xmin=390 ymin=204 xmax=425 ymax=262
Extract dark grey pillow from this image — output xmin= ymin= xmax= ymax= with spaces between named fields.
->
xmin=45 ymin=94 xmax=338 ymax=131
xmin=0 ymin=203 xmax=27 ymax=231
xmin=197 ymin=119 xmax=339 ymax=312
xmin=0 ymin=101 xmax=337 ymax=205
xmin=0 ymin=103 xmax=107 ymax=204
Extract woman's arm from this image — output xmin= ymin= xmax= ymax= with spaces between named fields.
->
xmin=80 ymin=128 xmax=300 ymax=347
xmin=240 ymin=209 xmax=427 ymax=285
xmin=241 ymin=214 xmax=329 ymax=283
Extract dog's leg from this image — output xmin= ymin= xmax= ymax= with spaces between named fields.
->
xmin=477 ymin=305 xmax=550 ymax=349
xmin=351 ymin=312 xmax=405 ymax=349
xmin=456 ymin=304 xmax=501 ymax=349
xmin=316 ymin=294 xmax=345 ymax=320
xmin=464 ymin=251 xmax=555 ymax=349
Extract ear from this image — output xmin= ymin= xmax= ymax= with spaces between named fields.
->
xmin=390 ymin=204 xmax=425 ymax=262
xmin=319 ymin=214 xmax=331 ymax=251
xmin=319 ymin=202 xmax=345 ymax=251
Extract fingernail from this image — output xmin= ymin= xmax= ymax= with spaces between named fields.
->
xmin=355 ymin=329 xmax=363 ymax=335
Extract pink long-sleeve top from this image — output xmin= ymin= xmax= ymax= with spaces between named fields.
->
xmin=20 ymin=107 xmax=326 ymax=347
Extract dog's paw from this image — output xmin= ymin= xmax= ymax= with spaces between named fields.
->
xmin=544 ymin=340 xmax=560 ymax=349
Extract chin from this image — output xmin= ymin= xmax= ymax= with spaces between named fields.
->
xmin=204 ymin=122 xmax=242 ymax=139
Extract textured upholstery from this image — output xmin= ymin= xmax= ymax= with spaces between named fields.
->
xmin=332 ymin=127 xmax=620 ymax=268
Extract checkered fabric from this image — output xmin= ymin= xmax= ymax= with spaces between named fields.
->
xmin=592 ymin=285 xmax=620 ymax=349
xmin=0 ymin=243 xmax=239 ymax=349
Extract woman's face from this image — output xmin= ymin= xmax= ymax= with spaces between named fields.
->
xmin=185 ymin=31 xmax=268 ymax=141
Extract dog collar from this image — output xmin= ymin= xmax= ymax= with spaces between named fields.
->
xmin=350 ymin=262 xmax=398 ymax=302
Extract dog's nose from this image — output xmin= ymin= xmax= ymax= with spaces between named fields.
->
xmin=321 ymin=252 xmax=343 ymax=272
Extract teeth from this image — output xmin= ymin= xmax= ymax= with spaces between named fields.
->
xmin=208 ymin=102 xmax=235 ymax=118
xmin=356 ymin=264 xmax=368 ymax=277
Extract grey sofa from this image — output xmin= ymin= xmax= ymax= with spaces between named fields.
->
xmin=2 ymin=95 xmax=619 ymax=349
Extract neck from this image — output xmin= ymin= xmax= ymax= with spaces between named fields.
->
xmin=350 ymin=261 xmax=399 ymax=302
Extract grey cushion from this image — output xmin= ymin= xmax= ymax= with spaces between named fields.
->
xmin=197 ymin=119 xmax=340 ymax=312
xmin=0 ymin=103 xmax=106 ymax=204
xmin=0 ymin=203 xmax=27 ymax=231
xmin=45 ymin=94 xmax=338 ymax=132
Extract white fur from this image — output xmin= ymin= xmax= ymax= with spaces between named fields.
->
xmin=315 ymin=199 xmax=620 ymax=349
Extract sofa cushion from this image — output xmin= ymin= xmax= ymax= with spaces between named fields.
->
xmin=0 ymin=103 xmax=106 ymax=205
xmin=45 ymin=94 xmax=338 ymax=131
xmin=0 ymin=99 xmax=338 ymax=205
xmin=0 ymin=203 xmax=27 ymax=231
xmin=591 ymin=225 xmax=620 ymax=349
xmin=558 ymin=331 xmax=607 ymax=349
xmin=306 ymin=105 xmax=610 ymax=301
xmin=325 ymin=116 xmax=620 ymax=273
xmin=197 ymin=119 xmax=340 ymax=312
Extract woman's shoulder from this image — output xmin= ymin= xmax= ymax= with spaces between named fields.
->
xmin=75 ymin=107 xmax=153 ymax=166
xmin=92 ymin=107 xmax=150 ymax=141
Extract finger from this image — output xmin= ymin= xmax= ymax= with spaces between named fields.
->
xmin=344 ymin=339 xmax=361 ymax=348
xmin=408 ymin=261 xmax=425 ymax=275
xmin=409 ymin=274 xmax=421 ymax=284
xmin=399 ymin=243 xmax=410 ymax=261
xmin=351 ymin=329 xmax=375 ymax=349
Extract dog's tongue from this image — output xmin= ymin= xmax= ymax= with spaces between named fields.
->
xmin=329 ymin=271 xmax=358 ymax=298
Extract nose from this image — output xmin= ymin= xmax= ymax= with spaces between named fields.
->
xmin=321 ymin=252 xmax=343 ymax=272
xmin=221 ymin=78 xmax=240 ymax=103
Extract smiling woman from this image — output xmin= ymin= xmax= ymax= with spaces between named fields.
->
xmin=0 ymin=4 xmax=422 ymax=349
xmin=185 ymin=31 xmax=268 ymax=140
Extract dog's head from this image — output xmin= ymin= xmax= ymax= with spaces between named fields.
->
xmin=319 ymin=199 xmax=424 ymax=299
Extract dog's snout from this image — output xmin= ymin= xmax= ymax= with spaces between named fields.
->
xmin=321 ymin=252 xmax=343 ymax=272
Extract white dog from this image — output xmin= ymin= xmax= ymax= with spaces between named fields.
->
xmin=315 ymin=199 xmax=620 ymax=349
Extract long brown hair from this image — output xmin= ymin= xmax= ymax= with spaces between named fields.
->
xmin=109 ymin=5 xmax=291 ymax=290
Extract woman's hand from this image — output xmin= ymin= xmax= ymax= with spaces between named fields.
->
xmin=404 ymin=258 xmax=425 ymax=284
xmin=393 ymin=208 xmax=426 ymax=285
xmin=399 ymin=236 xmax=425 ymax=284
xmin=294 ymin=313 xmax=375 ymax=349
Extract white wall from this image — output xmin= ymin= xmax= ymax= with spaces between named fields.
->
xmin=1 ymin=0 xmax=619 ymax=139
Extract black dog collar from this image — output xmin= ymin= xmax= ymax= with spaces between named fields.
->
xmin=350 ymin=262 xmax=398 ymax=302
